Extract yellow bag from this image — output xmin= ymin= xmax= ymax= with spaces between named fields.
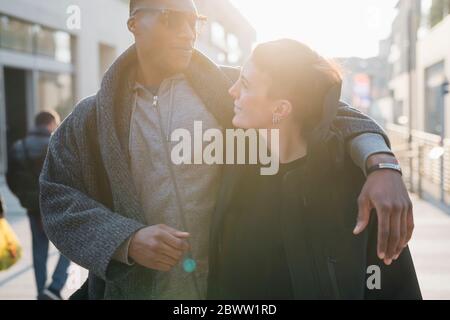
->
xmin=0 ymin=217 xmax=22 ymax=271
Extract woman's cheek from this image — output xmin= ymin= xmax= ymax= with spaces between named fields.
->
xmin=251 ymin=104 xmax=271 ymax=128
xmin=232 ymin=116 xmax=240 ymax=128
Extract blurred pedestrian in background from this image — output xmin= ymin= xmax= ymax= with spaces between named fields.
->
xmin=6 ymin=111 xmax=70 ymax=300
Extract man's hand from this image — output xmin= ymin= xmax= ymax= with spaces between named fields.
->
xmin=129 ymin=224 xmax=190 ymax=272
xmin=353 ymin=154 xmax=414 ymax=266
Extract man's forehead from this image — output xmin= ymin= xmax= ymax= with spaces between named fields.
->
xmin=137 ymin=0 xmax=198 ymax=13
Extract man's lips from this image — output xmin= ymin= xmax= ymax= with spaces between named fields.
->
xmin=172 ymin=46 xmax=194 ymax=54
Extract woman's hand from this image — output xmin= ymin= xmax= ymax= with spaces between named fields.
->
xmin=353 ymin=154 xmax=414 ymax=266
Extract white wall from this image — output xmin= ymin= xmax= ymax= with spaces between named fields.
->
xmin=389 ymin=72 xmax=412 ymax=124
xmin=0 ymin=0 xmax=134 ymax=100
xmin=416 ymin=15 xmax=450 ymax=136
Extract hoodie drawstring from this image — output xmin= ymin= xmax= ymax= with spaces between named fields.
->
xmin=166 ymin=80 xmax=175 ymax=141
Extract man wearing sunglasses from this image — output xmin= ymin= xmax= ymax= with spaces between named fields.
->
xmin=40 ymin=0 xmax=414 ymax=300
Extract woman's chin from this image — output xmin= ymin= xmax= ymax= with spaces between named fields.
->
xmin=232 ymin=116 xmax=266 ymax=130
xmin=232 ymin=116 xmax=246 ymax=129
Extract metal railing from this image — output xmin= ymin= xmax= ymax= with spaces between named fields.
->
xmin=387 ymin=124 xmax=450 ymax=210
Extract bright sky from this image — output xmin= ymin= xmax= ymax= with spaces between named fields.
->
xmin=230 ymin=0 xmax=398 ymax=58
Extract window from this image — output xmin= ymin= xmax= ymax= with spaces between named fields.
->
xmin=99 ymin=43 xmax=117 ymax=82
xmin=35 ymin=26 xmax=55 ymax=58
xmin=0 ymin=15 xmax=72 ymax=63
xmin=217 ymin=52 xmax=226 ymax=63
xmin=38 ymin=72 xmax=74 ymax=119
xmin=54 ymin=31 xmax=72 ymax=63
xmin=35 ymin=27 xmax=72 ymax=63
xmin=226 ymin=33 xmax=241 ymax=64
xmin=393 ymin=100 xmax=405 ymax=125
xmin=0 ymin=15 xmax=34 ymax=53
xmin=210 ymin=22 xmax=244 ymax=65
xmin=211 ymin=22 xmax=226 ymax=49
xmin=425 ymin=61 xmax=446 ymax=135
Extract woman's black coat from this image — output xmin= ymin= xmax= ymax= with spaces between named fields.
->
xmin=207 ymin=134 xmax=422 ymax=300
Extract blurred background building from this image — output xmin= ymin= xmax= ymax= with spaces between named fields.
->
xmin=339 ymin=0 xmax=450 ymax=208
xmin=195 ymin=0 xmax=256 ymax=66
xmin=0 ymin=0 xmax=255 ymax=181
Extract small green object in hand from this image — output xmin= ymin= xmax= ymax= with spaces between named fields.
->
xmin=183 ymin=258 xmax=196 ymax=273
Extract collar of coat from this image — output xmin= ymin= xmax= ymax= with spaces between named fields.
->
xmin=94 ymin=45 xmax=237 ymax=223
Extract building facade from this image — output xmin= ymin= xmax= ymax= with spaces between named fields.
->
xmin=194 ymin=0 xmax=256 ymax=66
xmin=416 ymin=2 xmax=450 ymax=137
xmin=386 ymin=0 xmax=421 ymax=129
xmin=338 ymin=41 xmax=392 ymax=128
xmin=0 ymin=0 xmax=256 ymax=177
xmin=382 ymin=0 xmax=450 ymax=138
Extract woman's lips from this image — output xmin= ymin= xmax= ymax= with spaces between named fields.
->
xmin=234 ymin=105 xmax=242 ymax=114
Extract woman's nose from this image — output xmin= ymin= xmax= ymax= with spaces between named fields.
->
xmin=229 ymin=82 xmax=239 ymax=98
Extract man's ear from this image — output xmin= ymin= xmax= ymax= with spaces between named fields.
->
xmin=128 ymin=17 xmax=137 ymax=35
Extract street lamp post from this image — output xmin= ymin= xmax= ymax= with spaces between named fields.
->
xmin=439 ymin=79 xmax=448 ymax=202
xmin=407 ymin=2 xmax=416 ymax=192
xmin=443 ymin=80 xmax=449 ymax=96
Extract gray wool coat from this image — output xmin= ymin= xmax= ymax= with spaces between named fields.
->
xmin=39 ymin=45 xmax=389 ymax=299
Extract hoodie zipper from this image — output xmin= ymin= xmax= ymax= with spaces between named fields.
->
xmin=166 ymin=81 xmax=175 ymax=141
xmin=152 ymin=92 xmax=203 ymax=300
xmin=150 ymin=94 xmax=159 ymax=300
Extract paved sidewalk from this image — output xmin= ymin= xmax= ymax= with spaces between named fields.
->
xmin=1 ymin=179 xmax=449 ymax=299
xmin=0 ymin=178 xmax=87 ymax=300
xmin=407 ymin=195 xmax=450 ymax=300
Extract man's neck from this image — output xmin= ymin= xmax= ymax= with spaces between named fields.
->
xmin=136 ymin=51 xmax=174 ymax=87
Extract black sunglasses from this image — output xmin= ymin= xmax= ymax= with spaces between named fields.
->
xmin=132 ymin=7 xmax=207 ymax=34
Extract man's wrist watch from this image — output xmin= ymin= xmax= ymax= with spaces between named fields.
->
xmin=367 ymin=163 xmax=403 ymax=176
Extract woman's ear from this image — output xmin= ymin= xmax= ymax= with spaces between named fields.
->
xmin=273 ymin=100 xmax=293 ymax=119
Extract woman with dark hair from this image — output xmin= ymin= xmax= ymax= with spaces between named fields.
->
xmin=207 ymin=39 xmax=422 ymax=300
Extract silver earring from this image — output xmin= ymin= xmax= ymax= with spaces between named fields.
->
xmin=273 ymin=114 xmax=281 ymax=125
